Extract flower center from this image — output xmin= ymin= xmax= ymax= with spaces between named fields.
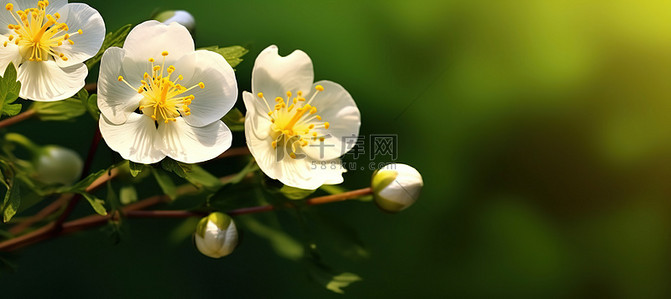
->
xmin=257 ymin=85 xmax=330 ymax=159
xmin=118 ymin=51 xmax=204 ymax=124
xmin=3 ymin=1 xmax=82 ymax=62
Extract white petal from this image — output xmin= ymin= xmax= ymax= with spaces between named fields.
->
xmin=175 ymin=50 xmax=237 ymax=127
xmin=54 ymin=3 xmax=105 ymax=67
xmin=157 ymin=118 xmax=232 ymax=164
xmin=276 ymin=156 xmax=344 ymax=190
xmin=245 ymin=114 xmax=279 ymax=179
xmin=242 ymin=91 xmax=271 ymax=140
xmin=97 ymin=47 xmax=141 ymax=124
xmin=251 ymin=45 xmax=314 ymax=100
xmin=301 ymin=80 xmax=361 ymax=161
xmin=0 ymin=35 xmax=21 ymax=74
xmin=123 ymin=20 xmax=194 ymax=63
xmin=17 ymin=60 xmax=85 ymax=101
xmin=99 ymin=113 xmax=165 ymax=164
xmin=0 ymin=0 xmax=67 ymax=34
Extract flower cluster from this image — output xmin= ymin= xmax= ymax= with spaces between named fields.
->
xmin=0 ymin=3 xmax=424 ymax=271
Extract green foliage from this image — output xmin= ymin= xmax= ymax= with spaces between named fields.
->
xmin=86 ymin=24 xmax=132 ymax=69
xmin=119 ymin=183 xmax=138 ymax=205
xmin=152 ymin=168 xmax=177 ymax=200
xmin=128 ymin=161 xmax=145 ymax=177
xmin=280 ymin=185 xmax=315 ymax=200
xmin=0 ymin=63 xmax=22 ymax=117
xmin=81 ymin=192 xmax=107 ymax=216
xmin=161 ymin=158 xmax=222 ymax=191
xmin=2 ymin=174 xmax=20 ymax=222
xmin=199 ymin=45 xmax=248 ymax=68
xmin=32 ymin=98 xmax=86 ymax=121
xmin=221 ymin=108 xmax=244 ymax=132
xmin=240 ymin=217 xmax=304 ymax=261
xmin=305 ymin=250 xmax=362 ymax=294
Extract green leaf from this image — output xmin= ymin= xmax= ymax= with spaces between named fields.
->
xmin=200 ymin=45 xmax=248 ymax=68
xmin=80 ymin=192 xmax=107 ymax=216
xmin=280 ymin=185 xmax=315 ymax=200
xmin=32 ymin=97 xmax=86 ymax=121
xmin=183 ymin=164 xmax=222 ymax=191
xmin=241 ymin=217 xmax=303 ymax=260
xmin=152 ymin=168 xmax=177 ymax=200
xmin=226 ymin=159 xmax=259 ymax=186
xmin=325 ymin=273 xmax=362 ymax=294
xmin=86 ymin=24 xmax=132 ymax=69
xmin=221 ymin=108 xmax=244 ymax=132
xmin=319 ymin=184 xmax=347 ymax=195
xmin=161 ymin=158 xmax=191 ymax=179
xmin=85 ymin=94 xmax=100 ymax=120
xmin=68 ymin=169 xmax=107 ymax=193
xmin=119 ymin=183 xmax=138 ymax=205
xmin=128 ymin=161 xmax=145 ymax=177
xmin=0 ymin=62 xmax=21 ymax=117
xmin=2 ymin=177 xmax=20 ymax=222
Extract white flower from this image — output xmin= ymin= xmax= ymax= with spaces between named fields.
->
xmin=97 ymin=21 xmax=237 ymax=164
xmin=0 ymin=0 xmax=105 ymax=101
xmin=371 ymin=163 xmax=423 ymax=213
xmin=194 ymin=212 xmax=238 ymax=259
xmin=242 ymin=45 xmax=361 ymax=190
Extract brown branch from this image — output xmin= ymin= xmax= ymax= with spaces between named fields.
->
xmin=0 ymin=186 xmax=372 ymax=252
xmin=0 ymin=109 xmax=36 ymax=129
xmin=215 ymin=147 xmax=250 ymax=160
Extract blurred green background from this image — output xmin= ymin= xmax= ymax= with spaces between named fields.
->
xmin=4 ymin=0 xmax=671 ymax=297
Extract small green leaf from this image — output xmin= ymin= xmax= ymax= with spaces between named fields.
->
xmin=2 ymin=178 xmax=20 ymax=222
xmin=161 ymin=158 xmax=191 ymax=179
xmin=80 ymin=192 xmax=107 ymax=216
xmin=183 ymin=164 xmax=222 ymax=191
xmin=241 ymin=217 xmax=303 ymax=260
xmin=86 ymin=24 xmax=132 ymax=69
xmin=119 ymin=183 xmax=138 ymax=205
xmin=0 ymin=62 xmax=22 ymax=117
xmin=66 ymin=169 xmax=107 ymax=193
xmin=280 ymin=185 xmax=315 ymax=200
xmin=200 ymin=45 xmax=248 ymax=68
xmin=152 ymin=168 xmax=177 ymax=200
xmin=222 ymin=108 xmax=244 ymax=132
xmin=32 ymin=98 xmax=86 ymax=121
xmin=326 ymin=273 xmax=362 ymax=294
xmin=128 ymin=161 xmax=145 ymax=177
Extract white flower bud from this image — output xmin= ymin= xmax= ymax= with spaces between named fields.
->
xmin=154 ymin=10 xmax=195 ymax=34
xmin=371 ymin=163 xmax=423 ymax=213
xmin=194 ymin=212 xmax=238 ymax=258
xmin=34 ymin=145 xmax=83 ymax=186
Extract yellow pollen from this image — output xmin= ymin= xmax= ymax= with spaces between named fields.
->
xmin=149 ymin=58 xmax=155 ymax=62
xmin=319 ymin=137 xmax=325 ymax=142
xmin=286 ymin=91 xmax=292 ymax=98
xmin=315 ymin=85 xmax=324 ymax=91
xmin=297 ymin=91 xmax=302 ymax=96
xmin=119 ymin=55 xmax=202 ymax=124
xmin=257 ymin=92 xmax=264 ymax=98
xmin=289 ymin=153 xmax=297 ymax=159
xmin=77 ymin=29 xmax=82 ymax=34
xmin=324 ymin=122 xmax=330 ymax=129
xmin=118 ymin=76 xmax=123 ymax=81
xmin=5 ymin=3 xmax=12 ymax=10
xmin=162 ymin=51 xmax=169 ymax=56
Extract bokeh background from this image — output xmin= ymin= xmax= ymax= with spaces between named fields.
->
xmin=4 ymin=0 xmax=671 ymax=297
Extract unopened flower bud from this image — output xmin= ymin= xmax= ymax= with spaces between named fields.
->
xmin=195 ymin=212 xmax=238 ymax=258
xmin=371 ymin=163 xmax=423 ymax=213
xmin=154 ymin=10 xmax=195 ymax=34
xmin=34 ymin=145 xmax=84 ymax=185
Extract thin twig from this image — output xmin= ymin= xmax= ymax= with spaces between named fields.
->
xmin=0 ymin=186 xmax=372 ymax=251
xmin=0 ymin=110 xmax=36 ymax=129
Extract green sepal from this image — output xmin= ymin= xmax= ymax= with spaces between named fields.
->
xmin=280 ymin=185 xmax=315 ymax=200
xmin=128 ymin=161 xmax=145 ymax=177
xmin=80 ymin=192 xmax=107 ymax=216
xmin=152 ymin=168 xmax=177 ymax=200
xmin=32 ymin=97 xmax=86 ymax=121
